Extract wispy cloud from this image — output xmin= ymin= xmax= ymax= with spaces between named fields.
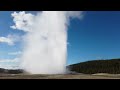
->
xmin=66 ymin=11 xmax=84 ymax=19
xmin=0 ymin=58 xmax=20 ymax=63
xmin=0 ymin=36 xmax=14 ymax=45
xmin=0 ymin=58 xmax=20 ymax=69
xmin=0 ymin=34 xmax=20 ymax=46
xmin=8 ymin=51 xmax=22 ymax=55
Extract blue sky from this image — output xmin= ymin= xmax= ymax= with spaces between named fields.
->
xmin=68 ymin=11 xmax=120 ymax=64
xmin=0 ymin=11 xmax=120 ymax=68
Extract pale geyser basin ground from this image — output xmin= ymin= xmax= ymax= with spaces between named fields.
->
xmin=0 ymin=73 xmax=120 ymax=79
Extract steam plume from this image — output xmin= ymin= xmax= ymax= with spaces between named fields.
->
xmin=11 ymin=11 xmax=82 ymax=74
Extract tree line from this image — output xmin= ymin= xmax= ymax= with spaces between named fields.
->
xmin=0 ymin=68 xmax=23 ymax=74
xmin=68 ymin=58 xmax=120 ymax=74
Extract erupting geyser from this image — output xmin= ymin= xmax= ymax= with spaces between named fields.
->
xmin=11 ymin=11 xmax=82 ymax=74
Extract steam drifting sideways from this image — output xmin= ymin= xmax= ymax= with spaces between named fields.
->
xmin=11 ymin=11 xmax=83 ymax=74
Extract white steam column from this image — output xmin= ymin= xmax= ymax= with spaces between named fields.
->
xmin=11 ymin=11 xmax=82 ymax=74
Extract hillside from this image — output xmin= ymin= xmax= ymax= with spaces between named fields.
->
xmin=68 ymin=58 xmax=120 ymax=74
xmin=0 ymin=68 xmax=23 ymax=74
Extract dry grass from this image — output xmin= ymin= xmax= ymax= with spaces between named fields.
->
xmin=0 ymin=73 xmax=120 ymax=79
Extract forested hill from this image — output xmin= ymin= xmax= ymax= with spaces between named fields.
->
xmin=68 ymin=58 xmax=120 ymax=74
